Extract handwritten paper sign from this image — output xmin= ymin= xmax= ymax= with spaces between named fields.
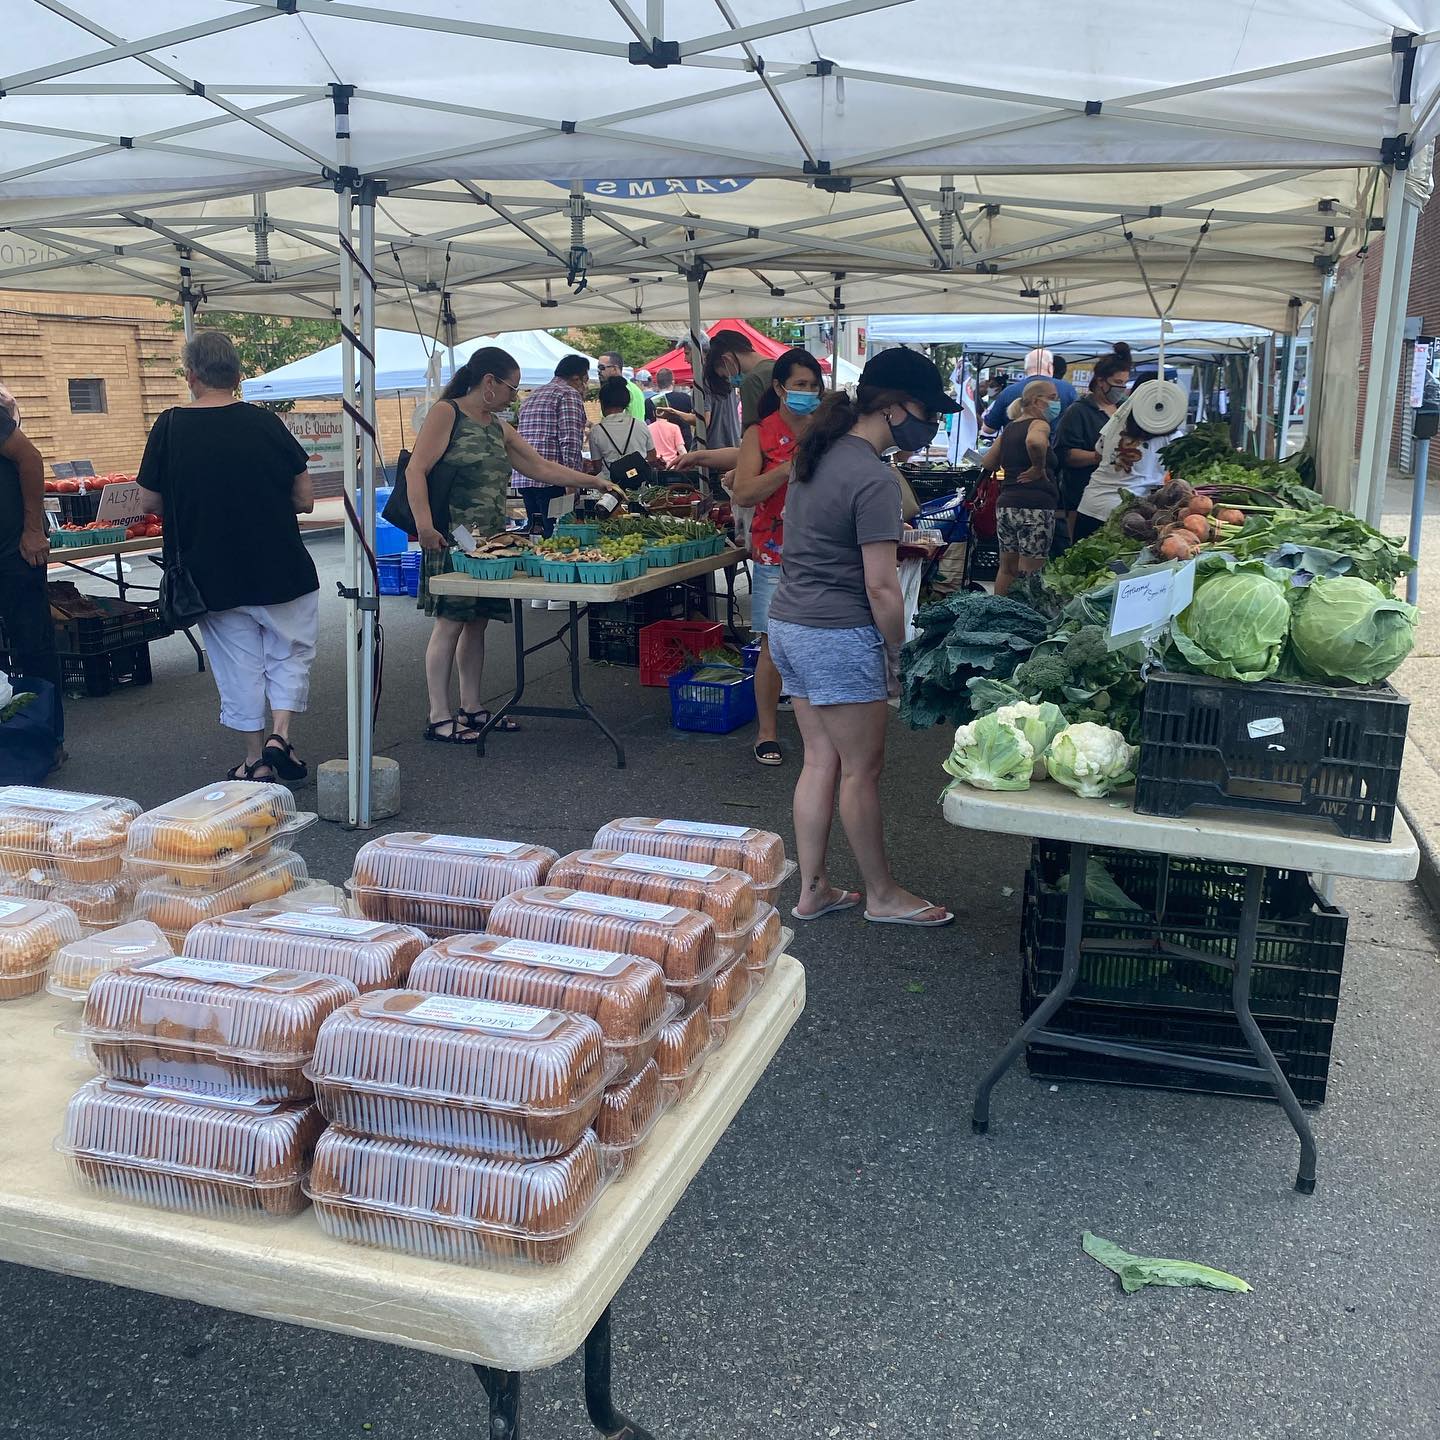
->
xmin=1109 ymin=560 xmax=1196 ymax=644
xmin=96 ymin=482 xmax=147 ymax=528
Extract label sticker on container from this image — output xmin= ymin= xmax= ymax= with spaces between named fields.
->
xmin=256 ymin=913 xmax=390 ymax=940
xmin=0 ymin=786 xmax=100 ymax=813
xmin=421 ymin=835 xmax=525 ymax=856
xmin=140 ymin=957 xmax=284 ymax=987
xmin=612 ymin=852 xmax=721 ymax=881
xmin=0 ymin=899 xmax=35 ymax=922
xmin=488 ymin=938 xmax=630 ymax=975
xmin=113 ymin=944 xmax=158 ymax=956
xmin=202 ymin=789 xmax=229 ymax=803
xmin=132 ymin=1081 xmax=283 ymax=1114
xmin=654 ymin=819 xmax=751 ymax=839
xmin=405 ymin=994 xmax=555 ymax=1033
xmin=557 ymin=892 xmax=675 ymax=921
xmin=1246 ymin=717 xmax=1285 ymax=740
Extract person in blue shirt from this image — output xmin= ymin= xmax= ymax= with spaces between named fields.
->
xmin=981 ymin=348 xmax=1078 ymax=433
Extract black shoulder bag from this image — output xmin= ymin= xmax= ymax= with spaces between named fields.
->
xmin=606 ymin=418 xmax=655 ymax=491
xmin=382 ymin=399 xmax=462 ymax=537
xmin=154 ymin=410 xmax=208 ymax=630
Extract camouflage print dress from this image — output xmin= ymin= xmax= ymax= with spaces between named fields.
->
xmin=418 ymin=407 xmax=513 ymax=624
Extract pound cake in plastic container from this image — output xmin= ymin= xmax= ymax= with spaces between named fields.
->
xmin=594 ymin=1058 xmax=672 ymax=1177
xmin=59 ymin=1077 xmax=325 ymax=1219
xmin=185 ymin=911 xmax=427 ymax=994
xmin=0 ymin=897 xmax=85 ymax=1000
xmin=75 ymin=958 xmax=357 ymax=1100
xmin=306 ymin=1126 xmax=609 ymax=1266
xmin=347 ymin=833 xmax=558 ymax=937
xmin=655 ymin=1004 xmax=715 ymax=1103
xmin=705 ymin=954 xmax=753 ymax=1044
xmin=0 ymin=786 xmax=140 ymax=884
xmin=408 ymin=934 xmax=677 ymax=1082
xmin=307 ymin=990 xmax=614 ymax=1160
xmin=549 ymin=849 xmax=757 ymax=933
xmin=133 ymin=850 xmax=309 ymax=949
xmin=127 ymin=781 xmax=314 ymax=884
xmin=487 ymin=886 xmax=723 ymax=1013
xmin=48 ymin=920 xmax=173 ymax=1002
xmin=51 ymin=871 xmax=137 ymax=931
xmin=245 ymin=881 xmax=359 ymax=920
xmin=725 ymin=902 xmax=785 ymax=976
xmin=591 ymin=818 xmax=796 ymax=905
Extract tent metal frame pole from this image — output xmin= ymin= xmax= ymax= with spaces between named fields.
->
xmin=1279 ymin=306 xmax=1299 ymax=455
xmin=356 ymin=185 xmax=379 ymax=828
xmin=685 ymin=275 xmax=707 ymax=445
xmin=1368 ymin=182 xmax=1421 ymax=527
xmin=1308 ymin=268 xmax=1336 ymax=441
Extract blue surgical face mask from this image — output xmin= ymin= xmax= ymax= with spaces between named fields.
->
xmin=1045 ymin=399 xmax=1063 ymax=421
xmin=785 ymin=389 xmax=821 ymax=415
xmin=729 ymin=371 xmax=744 ymax=388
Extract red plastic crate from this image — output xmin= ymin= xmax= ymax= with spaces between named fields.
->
xmin=638 ymin=619 xmax=722 ymax=686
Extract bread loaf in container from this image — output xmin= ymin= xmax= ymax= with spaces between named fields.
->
xmin=51 ymin=871 xmax=137 ymax=930
xmin=60 ymin=1077 xmax=324 ymax=1218
xmin=133 ymin=850 xmax=308 ymax=949
xmin=727 ymin=902 xmax=784 ymax=976
xmin=306 ymin=1126 xmax=609 ymax=1266
xmin=48 ymin=920 xmax=173 ymax=1002
xmin=549 ymin=848 xmax=756 ymax=931
xmin=0 ymin=897 xmax=84 ymax=1000
xmin=0 ymin=785 xmax=139 ymax=884
xmin=245 ymin=882 xmax=358 ymax=919
xmin=705 ymin=955 xmax=753 ymax=1044
xmin=654 ymin=1004 xmax=715 ymax=1102
xmin=591 ymin=817 xmax=795 ymax=905
xmin=594 ymin=1058 xmax=671 ymax=1176
xmin=306 ymin=990 xmax=613 ymax=1159
xmin=76 ymin=958 xmax=357 ymax=1100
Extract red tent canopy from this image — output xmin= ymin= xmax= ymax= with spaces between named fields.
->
xmin=644 ymin=318 xmax=826 ymax=386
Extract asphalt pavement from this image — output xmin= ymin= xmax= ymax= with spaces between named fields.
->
xmin=2 ymin=532 xmax=1438 ymax=1440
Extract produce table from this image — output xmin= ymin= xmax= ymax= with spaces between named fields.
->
xmin=943 ymin=785 xmax=1419 ymax=1192
xmin=428 ymin=547 xmax=748 ymax=767
xmin=0 ymin=954 xmax=805 ymax=1438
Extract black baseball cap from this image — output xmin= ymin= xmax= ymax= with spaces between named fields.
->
xmin=859 ymin=346 xmax=961 ymax=414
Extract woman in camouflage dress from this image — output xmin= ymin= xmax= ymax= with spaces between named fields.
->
xmin=405 ymin=346 xmax=622 ymax=742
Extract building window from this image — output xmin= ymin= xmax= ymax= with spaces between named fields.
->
xmin=68 ymin=379 xmax=106 ymax=414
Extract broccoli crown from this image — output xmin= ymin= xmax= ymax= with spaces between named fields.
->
xmin=1011 ymin=649 xmax=1072 ymax=695
xmin=1061 ymin=625 xmax=1109 ymax=670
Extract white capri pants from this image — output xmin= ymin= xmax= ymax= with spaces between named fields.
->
xmin=197 ymin=590 xmax=320 ymax=733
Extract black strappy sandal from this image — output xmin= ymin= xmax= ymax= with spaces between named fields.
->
xmin=262 ymin=734 xmax=309 ymax=784
xmin=461 ymin=708 xmax=520 ymax=733
xmin=753 ymin=739 xmax=783 ymax=766
xmin=226 ymin=758 xmax=279 ymax=782
xmin=425 ymin=717 xmax=481 ymax=745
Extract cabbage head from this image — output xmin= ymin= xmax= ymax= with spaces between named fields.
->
xmin=1171 ymin=563 xmax=1291 ymax=682
xmin=995 ymin=701 xmax=1068 ymax=778
xmin=1044 ymin=722 xmax=1136 ymax=799
xmin=943 ymin=713 xmax=1033 ymax=791
xmin=1289 ymin=575 xmax=1417 ymax=684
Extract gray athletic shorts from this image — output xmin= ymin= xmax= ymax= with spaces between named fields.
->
xmin=767 ymin=618 xmax=889 ymax=706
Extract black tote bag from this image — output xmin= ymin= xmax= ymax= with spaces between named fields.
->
xmin=150 ymin=410 xmax=208 ymax=630
xmin=381 ymin=399 xmax=461 ymax=536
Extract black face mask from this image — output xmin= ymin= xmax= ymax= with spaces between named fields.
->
xmin=889 ymin=409 xmax=940 ymax=452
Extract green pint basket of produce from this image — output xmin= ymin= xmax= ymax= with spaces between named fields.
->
xmin=539 ymin=559 xmax=578 ymax=583
xmin=451 ymin=551 xmax=517 ymax=581
xmin=574 ymin=560 xmax=626 ymax=585
xmin=553 ymin=522 xmax=600 ymax=546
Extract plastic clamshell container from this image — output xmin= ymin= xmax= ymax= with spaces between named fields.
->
xmin=487 ymin=887 xmax=723 ymax=1013
xmin=595 ymin=1059 xmax=672 ymax=1177
xmin=706 ymin=955 xmax=753 ymax=1044
xmin=245 ymin=882 xmax=359 ymax=920
xmin=0 ymin=898 xmax=85 ymax=1001
xmin=126 ymin=781 xmax=314 ymax=881
xmin=0 ymin=786 xmax=139 ymax=884
xmin=549 ymin=848 xmax=757 ymax=931
xmin=47 ymin=920 xmax=173 ymax=1002
xmin=655 ymin=1005 xmax=715 ymax=1102
xmin=725 ymin=902 xmax=784 ymax=974
xmin=306 ymin=990 xmax=613 ymax=1160
xmin=184 ymin=911 xmax=427 ymax=995
xmin=348 ymin=833 xmax=559 ymax=937
xmin=74 ymin=958 xmax=358 ymax=1101
xmin=592 ymin=817 xmax=793 ymax=900
xmin=51 ymin=872 xmax=137 ymax=931
xmin=132 ymin=850 xmax=309 ymax=942
xmin=407 ymin=934 xmax=677 ymax=1083
xmin=59 ymin=1077 xmax=324 ymax=1218
xmin=306 ymin=1126 xmax=609 ymax=1267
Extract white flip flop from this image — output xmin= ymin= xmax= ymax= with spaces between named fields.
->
xmin=791 ymin=890 xmax=862 ymax=922
xmin=863 ymin=904 xmax=955 ymax=928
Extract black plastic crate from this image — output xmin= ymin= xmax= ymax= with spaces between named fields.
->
xmin=966 ymin=538 xmax=999 ymax=582
xmin=56 ymin=491 xmax=102 ymax=525
xmin=1135 ymin=669 xmax=1408 ymax=841
xmin=52 ymin=596 xmax=171 ymax=656
xmin=1020 ymin=969 xmax=1333 ymax=1107
xmin=1025 ymin=840 xmax=1348 ymax=1024
xmin=587 ymin=585 xmax=689 ymax=666
xmin=60 ymin=643 xmax=153 ymax=698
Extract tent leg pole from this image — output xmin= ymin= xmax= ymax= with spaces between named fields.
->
xmin=1369 ymin=183 xmax=1422 ymax=527
xmin=1309 ymin=270 xmax=1336 ymax=443
xmin=356 ymin=185 xmax=379 ymax=829
xmin=1409 ymin=434 xmax=1429 ymax=606
xmin=685 ymin=272 xmax=707 ymax=447
xmin=1279 ymin=329 xmax=1298 ymax=459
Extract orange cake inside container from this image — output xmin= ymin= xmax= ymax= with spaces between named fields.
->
xmin=0 ymin=786 xmax=139 ymax=884
xmin=594 ymin=1058 xmax=671 ymax=1176
xmin=127 ymin=781 xmax=313 ymax=882
xmin=60 ymin=1077 xmax=324 ymax=1218
xmin=591 ymin=817 xmax=794 ymax=904
xmin=705 ymin=954 xmax=753 ymax=1043
xmin=655 ymin=1004 xmax=715 ymax=1102
xmin=133 ymin=851 xmax=308 ymax=941
xmin=549 ymin=848 xmax=756 ymax=931
xmin=0 ymin=897 xmax=84 ymax=1000
xmin=184 ymin=911 xmax=427 ymax=994
xmin=408 ymin=934 xmax=674 ymax=1082
xmin=48 ymin=920 xmax=173 ymax=1002
xmin=76 ymin=958 xmax=357 ymax=1100
xmin=307 ymin=990 xmax=612 ymax=1160
xmin=727 ymin=902 xmax=783 ymax=974
xmin=51 ymin=871 xmax=137 ymax=930
xmin=245 ymin=882 xmax=358 ymax=919
xmin=307 ymin=1126 xmax=609 ymax=1266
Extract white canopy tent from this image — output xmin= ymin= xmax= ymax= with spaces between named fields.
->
xmin=6 ymin=1 xmax=1440 ymax=825
xmin=239 ymin=328 xmax=597 ymax=402
xmin=867 ymin=313 xmax=1275 ymax=356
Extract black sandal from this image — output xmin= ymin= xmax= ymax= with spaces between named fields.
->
xmin=262 ymin=734 xmax=309 ymax=784
xmin=227 ymin=758 xmax=279 ymax=782
xmin=753 ymin=739 xmax=783 ymax=766
xmin=461 ymin=708 xmax=520 ymax=733
xmin=425 ymin=717 xmax=481 ymax=745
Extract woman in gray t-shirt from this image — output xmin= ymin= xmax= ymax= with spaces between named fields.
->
xmin=767 ymin=347 xmax=958 ymax=930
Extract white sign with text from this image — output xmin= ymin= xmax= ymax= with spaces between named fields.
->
xmin=95 ymin=482 xmax=147 ymax=528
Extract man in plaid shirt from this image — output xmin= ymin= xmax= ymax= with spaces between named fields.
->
xmin=511 ymin=354 xmax=591 ymax=534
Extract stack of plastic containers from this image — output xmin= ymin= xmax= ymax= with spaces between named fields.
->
xmin=57 ymin=956 xmax=356 ymax=1218
xmin=345 ymin=833 xmax=558 ymax=937
xmin=302 ymin=989 xmax=617 ymax=1265
xmin=0 ymin=898 xmax=86 ymax=1000
xmin=125 ymin=782 xmax=315 ymax=949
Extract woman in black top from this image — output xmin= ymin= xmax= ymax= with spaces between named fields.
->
xmin=138 ymin=330 xmax=318 ymax=784
xmin=981 ymin=379 xmax=1059 ymax=595
xmin=1053 ymin=341 xmax=1133 ymax=541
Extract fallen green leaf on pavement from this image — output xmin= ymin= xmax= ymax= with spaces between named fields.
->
xmin=1082 ymin=1231 xmax=1252 ymax=1295
xmin=905 ymin=980 xmax=925 ymax=994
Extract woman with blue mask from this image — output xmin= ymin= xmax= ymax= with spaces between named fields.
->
xmin=732 ymin=347 xmax=825 ymax=766
xmin=1054 ymin=341 xmax=1133 ymax=544
xmin=980 ymin=378 xmax=1060 ymax=595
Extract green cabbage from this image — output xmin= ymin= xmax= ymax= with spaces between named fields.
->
xmin=942 ymin=713 xmax=1033 ymax=791
xmin=1044 ymin=722 xmax=1136 ymax=798
xmin=1289 ymin=575 xmax=1417 ymax=684
xmin=1171 ymin=561 xmax=1291 ymax=682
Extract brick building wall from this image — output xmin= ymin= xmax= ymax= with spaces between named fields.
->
xmin=0 ymin=290 xmax=188 ymax=477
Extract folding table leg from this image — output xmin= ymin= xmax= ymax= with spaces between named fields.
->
xmin=473 ymin=1364 xmax=522 ymax=1437
xmin=565 ymin=603 xmax=625 ymax=769
xmin=973 ymin=841 xmax=1089 ymax=1133
xmin=1233 ymin=864 xmax=1319 ymax=1193
xmin=476 ymin=600 xmax=527 ymax=757
xmin=584 ymin=1306 xmax=655 ymax=1440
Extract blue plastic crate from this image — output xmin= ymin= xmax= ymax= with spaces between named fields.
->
xmin=377 ymin=550 xmax=421 ymax=596
xmin=742 ymin=642 xmax=760 ymax=671
xmin=916 ymin=491 xmax=969 ymax=543
xmin=668 ymin=666 xmax=757 ymax=734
